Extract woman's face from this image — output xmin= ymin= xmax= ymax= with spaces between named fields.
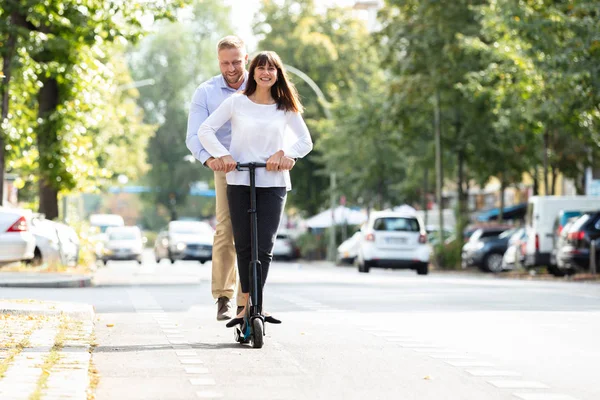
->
xmin=254 ymin=62 xmax=278 ymax=89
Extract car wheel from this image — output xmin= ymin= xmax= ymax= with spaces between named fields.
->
xmin=484 ymin=253 xmax=504 ymax=273
xmin=30 ymin=247 xmax=43 ymax=267
xmin=357 ymin=258 xmax=370 ymax=273
xmin=547 ymin=264 xmax=566 ymax=277
xmin=200 ymin=260 xmax=206 ymax=264
xmin=416 ymin=263 xmax=429 ymax=275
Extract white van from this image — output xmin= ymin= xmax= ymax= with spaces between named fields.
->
xmin=525 ymin=196 xmax=600 ymax=267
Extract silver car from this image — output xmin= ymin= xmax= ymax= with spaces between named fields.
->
xmin=101 ymin=226 xmax=144 ymax=265
xmin=0 ymin=206 xmax=36 ymax=264
xmin=154 ymin=220 xmax=214 ymax=264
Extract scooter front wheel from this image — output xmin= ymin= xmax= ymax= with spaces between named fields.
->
xmin=251 ymin=318 xmax=264 ymax=349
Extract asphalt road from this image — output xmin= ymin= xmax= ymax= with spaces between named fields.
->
xmin=1 ymin=250 xmax=599 ymax=400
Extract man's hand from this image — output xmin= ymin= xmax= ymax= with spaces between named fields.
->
xmin=220 ymin=155 xmax=237 ymax=173
xmin=206 ymin=157 xmax=224 ymax=172
xmin=266 ymin=150 xmax=285 ymax=171
xmin=278 ymin=156 xmax=296 ymax=171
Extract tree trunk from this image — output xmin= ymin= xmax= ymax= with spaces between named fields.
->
xmin=531 ymin=170 xmax=539 ymax=196
xmin=498 ymin=179 xmax=506 ymax=223
xmin=0 ymin=19 xmax=18 ymax=206
xmin=542 ymin=129 xmax=549 ymax=195
xmin=550 ymin=164 xmax=558 ymax=195
xmin=423 ymin=166 xmax=428 ymax=226
xmin=37 ymin=78 xmax=60 ymax=219
xmin=434 ymin=88 xmax=444 ymax=244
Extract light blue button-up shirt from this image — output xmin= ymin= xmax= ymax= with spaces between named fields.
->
xmin=185 ymin=73 xmax=248 ymax=165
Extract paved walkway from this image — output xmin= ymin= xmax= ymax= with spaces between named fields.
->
xmin=0 ymin=300 xmax=95 ymax=400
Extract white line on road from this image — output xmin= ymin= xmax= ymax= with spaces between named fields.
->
xmin=466 ymin=369 xmax=521 ymax=377
xmin=513 ymin=393 xmax=580 ymax=400
xmin=487 ymin=380 xmax=549 ymax=389
xmin=190 ymin=378 xmax=216 ymax=386
xmin=446 ymin=361 xmax=495 ymax=367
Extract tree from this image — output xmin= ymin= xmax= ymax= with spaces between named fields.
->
xmin=129 ymin=0 xmax=232 ymax=222
xmin=0 ymin=0 xmax=185 ymax=218
xmin=255 ymin=0 xmax=385 ymax=214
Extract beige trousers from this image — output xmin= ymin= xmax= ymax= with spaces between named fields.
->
xmin=212 ymin=171 xmax=244 ymax=306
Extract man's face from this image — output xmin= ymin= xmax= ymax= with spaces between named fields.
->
xmin=218 ymin=48 xmax=247 ymax=87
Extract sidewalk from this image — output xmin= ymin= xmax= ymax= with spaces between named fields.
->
xmin=0 ymin=271 xmax=92 ymax=288
xmin=0 ymin=299 xmax=96 ymax=400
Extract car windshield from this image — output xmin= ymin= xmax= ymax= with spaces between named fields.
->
xmin=499 ymin=228 xmax=517 ymax=239
xmin=560 ymin=211 xmax=582 ymax=227
xmin=108 ymin=231 xmax=138 ymax=241
xmin=373 ymin=217 xmax=419 ymax=232
xmin=171 ymin=222 xmax=212 ymax=235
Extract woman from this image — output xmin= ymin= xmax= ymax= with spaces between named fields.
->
xmin=197 ymin=51 xmax=313 ymax=327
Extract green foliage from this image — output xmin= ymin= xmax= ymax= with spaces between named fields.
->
xmin=433 ymin=239 xmax=463 ymax=270
xmin=129 ymin=0 xmax=230 ymax=221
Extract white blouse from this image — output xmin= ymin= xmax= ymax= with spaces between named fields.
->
xmin=197 ymin=93 xmax=313 ymax=190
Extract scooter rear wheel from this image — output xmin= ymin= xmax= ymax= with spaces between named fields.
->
xmin=251 ymin=318 xmax=264 ymax=349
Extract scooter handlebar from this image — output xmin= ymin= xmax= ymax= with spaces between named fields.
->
xmin=236 ymin=162 xmax=267 ymax=170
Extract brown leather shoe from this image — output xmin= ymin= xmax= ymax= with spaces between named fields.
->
xmin=216 ymin=297 xmax=233 ymax=321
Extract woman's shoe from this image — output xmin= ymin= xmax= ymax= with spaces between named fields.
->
xmin=225 ymin=317 xmax=244 ymax=328
xmin=264 ymin=315 xmax=281 ymax=324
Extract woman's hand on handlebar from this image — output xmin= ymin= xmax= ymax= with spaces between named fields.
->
xmin=219 ymin=155 xmax=237 ymax=173
xmin=278 ymin=156 xmax=295 ymax=171
xmin=266 ymin=150 xmax=284 ymax=171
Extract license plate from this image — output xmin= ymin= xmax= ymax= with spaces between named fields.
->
xmin=386 ymin=237 xmax=407 ymax=244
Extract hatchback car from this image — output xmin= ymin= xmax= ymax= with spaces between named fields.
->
xmin=355 ymin=211 xmax=430 ymax=275
xmin=556 ymin=211 xmax=600 ymax=273
xmin=461 ymin=227 xmax=511 ymax=270
xmin=0 ymin=207 xmax=36 ymax=264
xmin=154 ymin=220 xmax=214 ymax=264
xmin=273 ymin=231 xmax=297 ymax=261
xmin=101 ymin=226 xmax=144 ymax=265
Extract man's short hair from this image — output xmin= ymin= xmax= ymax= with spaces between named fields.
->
xmin=217 ymin=36 xmax=246 ymax=52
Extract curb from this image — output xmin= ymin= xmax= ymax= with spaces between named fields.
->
xmin=0 ymin=300 xmax=95 ymax=321
xmin=0 ymin=273 xmax=93 ymax=288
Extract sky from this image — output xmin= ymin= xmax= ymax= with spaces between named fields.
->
xmin=223 ymin=0 xmax=358 ymax=52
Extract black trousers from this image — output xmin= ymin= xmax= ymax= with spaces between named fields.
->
xmin=227 ymin=185 xmax=287 ymax=294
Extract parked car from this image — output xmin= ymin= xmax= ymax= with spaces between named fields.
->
xmin=273 ymin=230 xmax=298 ymax=261
xmin=461 ymin=227 xmax=513 ymax=271
xmin=426 ymin=225 xmax=453 ymax=245
xmin=550 ymin=217 xmax=580 ymax=276
xmin=555 ymin=211 xmax=600 ymax=274
xmin=502 ymin=228 xmax=527 ymax=270
xmin=55 ymin=222 xmax=80 ymax=267
xmin=0 ymin=207 xmax=36 ymax=264
xmin=101 ymin=226 xmax=144 ymax=265
xmin=524 ymin=196 xmax=600 ymax=268
xmin=336 ymin=231 xmax=362 ymax=265
xmin=355 ymin=211 xmax=430 ymax=275
xmin=154 ymin=220 xmax=214 ymax=264
xmin=30 ymin=217 xmax=62 ymax=267
xmin=89 ymin=213 xmax=125 ymax=259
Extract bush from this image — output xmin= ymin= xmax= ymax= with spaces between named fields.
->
xmin=433 ymin=239 xmax=463 ymax=270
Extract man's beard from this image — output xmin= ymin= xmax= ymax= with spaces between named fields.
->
xmin=224 ymin=72 xmax=242 ymax=84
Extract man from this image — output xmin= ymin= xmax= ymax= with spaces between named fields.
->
xmin=186 ymin=36 xmax=248 ymax=320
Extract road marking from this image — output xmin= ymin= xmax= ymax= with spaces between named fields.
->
xmin=180 ymin=359 xmax=204 ymax=365
xmin=413 ymin=348 xmax=454 ymax=353
xmin=190 ymin=378 xmax=216 ymax=386
xmin=398 ymin=344 xmax=440 ymax=348
xmin=196 ymin=391 xmax=224 ymax=398
xmin=446 ymin=361 xmax=495 ymax=367
xmin=185 ymin=367 xmax=210 ymax=374
xmin=487 ymin=380 xmax=549 ymax=389
xmin=467 ymin=369 xmax=521 ymax=377
xmin=385 ymin=338 xmax=426 ymax=343
xmin=466 ymin=369 xmax=521 ymax=377
xmin=430 ymin=354 xmax=474 ymax=360
xmin=373 ymin=332 xmax=411 ymax=338
xmin=513 ymin=393 xmax=580 ymax=400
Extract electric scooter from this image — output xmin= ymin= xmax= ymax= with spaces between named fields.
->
xmin=233 ymin=162 xmax=267 ymax=349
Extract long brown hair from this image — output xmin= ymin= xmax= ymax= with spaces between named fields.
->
xmin=244 ymin=51 xmax=303 ymax=113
